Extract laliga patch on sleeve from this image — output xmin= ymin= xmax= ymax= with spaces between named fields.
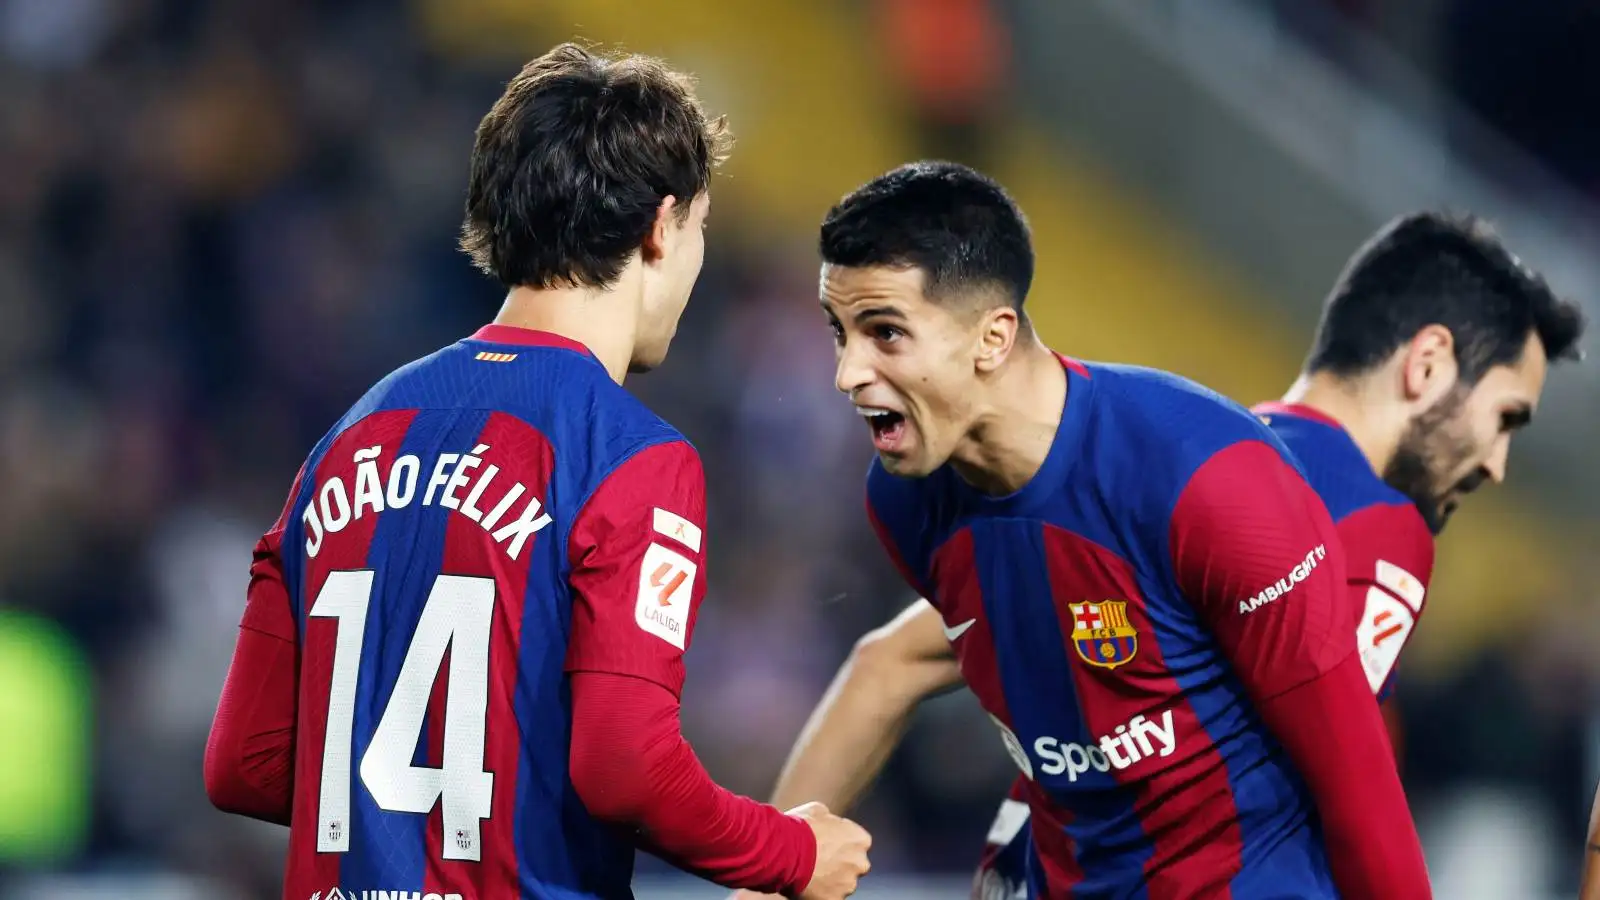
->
xmin=635 ymin=542 xmax=697 ymax=649
xmin=652 ymin=506 xmax=703 ymax=553
xmin=1357 ymin=585 xmax=1416 ymax=693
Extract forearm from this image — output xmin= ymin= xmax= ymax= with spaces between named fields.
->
xmin=1256 ymin=653 xmax=1430 ymax=899
xmin=569 ymin=672 xmax=814 ymax=895
xmin=771 ymin=616 xmax=963 ymax=812
xmin=204 ymin=625 xmax=297 ymax=825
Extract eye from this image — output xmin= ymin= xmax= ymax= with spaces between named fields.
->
xmin=1500 ymin=408 xmax=1532 ymax=432
xmin=871 ymin=324 xmax=905 ymax=343
xmin=828 ymin=319 xmax=844 ymax=342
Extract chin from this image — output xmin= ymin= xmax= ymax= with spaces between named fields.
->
xmin=628 ymin=347 xmax=669 ymax=374
xmin=876 ymin=450 xmax=940 ymax=479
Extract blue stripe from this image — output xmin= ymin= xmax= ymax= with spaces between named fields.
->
xmin=284 ymin=470 xmax=314 ymax=637
xmin=510 ymin=404 xmax=642 ymax=898
xmin=343 ymin=408 xmax=490 ymax=891
xmin=972 ymin=521 xmax=1152 ymax=897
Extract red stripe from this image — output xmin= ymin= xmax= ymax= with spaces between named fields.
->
xmin=932 ymin=531 xmax=1085 ymax=896
xmin=1251 ymin=401 xmax=1343 ymax=431
xmin=1053 ymin=353 xmax=1092 ymax=379
xmin=472 ymin=323 xmax=596 ymax=357
xmin=1042 ymin=525 xmax=1242 ymax=900
xmin=423 ymin=412 xmax=554 ymax=897
xmin=1021 ymin=778 xmax=1085 ymax=899
xmin=284 ymin=410 xmax=418 ymax=900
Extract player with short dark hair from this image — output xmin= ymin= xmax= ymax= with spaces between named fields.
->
xmin=204 ymin=43 xmax=871 ymax=900
xmin=1300 ymin=211 xmax=1583 ymax=533
xmin=738 ymin=206 xmax=1584 ymax=900
xmin=739 ymin=161 xmax=1433 ymax=899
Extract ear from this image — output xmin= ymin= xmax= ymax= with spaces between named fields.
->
xmin=1400 ymin=324 xmax=1459 ymax=404
xmin=640 ymin=195 xmax=680 ymax=264
xmin=973 ymin=306 xmax=1021 ymax=374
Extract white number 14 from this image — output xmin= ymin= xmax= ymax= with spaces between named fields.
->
xmin=309 ymin=570 xmax=496 ymax=861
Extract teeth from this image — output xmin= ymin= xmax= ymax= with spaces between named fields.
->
xmin=856 ymin=407 xmax=894 ymax=418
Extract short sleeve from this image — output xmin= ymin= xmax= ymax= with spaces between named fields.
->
xmin=565 ymin=440 xmax=707 ymax=696
xmin=1169 ymin=440 xmax=1353 ymax=701
xmin=1335 ymin=502 xmax=1434 ymax=696
xmin=239 ymin=463 xmax=305 ymax=644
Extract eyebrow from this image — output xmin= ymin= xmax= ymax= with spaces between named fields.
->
xmin=849 ymin=305 xmax=908 ymax=323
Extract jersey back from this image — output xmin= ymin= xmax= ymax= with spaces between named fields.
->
xmin=871 ymin=361 xmax=1352 ymax=900
xmin=275 ymin=327 xmax=693 ymax=900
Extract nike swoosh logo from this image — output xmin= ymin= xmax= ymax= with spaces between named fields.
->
xmin=943 ymin=618 xmax=976 ymax=641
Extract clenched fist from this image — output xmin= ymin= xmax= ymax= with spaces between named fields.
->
xmin=731 ymin=802 xmax=872 ymax=900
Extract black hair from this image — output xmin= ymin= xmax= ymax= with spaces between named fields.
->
xmin=819 ymin=161 xmax=1034 ymax=312
xmin=1306 ymin=212 xmax=1585 ymax=381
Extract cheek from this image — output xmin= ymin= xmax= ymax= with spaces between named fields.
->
xmin=1448 ymin=420 xmax=1495 ymax=472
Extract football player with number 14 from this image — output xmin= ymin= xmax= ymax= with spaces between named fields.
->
xmin=203 ymin=43 xmax=871 ymax=900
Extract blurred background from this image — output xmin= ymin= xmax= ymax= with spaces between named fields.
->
xmin=1 ymin=0 xmax=1598 ymax=897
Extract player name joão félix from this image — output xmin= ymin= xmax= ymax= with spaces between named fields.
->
xmin=302 ymin=443 xmax=553 ymax=561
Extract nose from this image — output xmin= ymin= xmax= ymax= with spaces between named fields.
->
xmin=834 ymin=340 xmax=874 ymax=397
xmin=1482 ymin=434 xmax=1510 ymax=485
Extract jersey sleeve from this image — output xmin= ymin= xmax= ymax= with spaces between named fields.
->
xmin=1335 ymin=502 xmax=1435 ymax=699
xmin=1169 ymin=440 xmax=1352 ymax=699
xmin=239 ymin=471 xmax=302 ymax=643
xmin=205 ymin=463 xmax=304 ymax=823
xmin=565 ymin=440 xmax=708 ymax=697
xmin=1170 ymin=442 xmax=1432 ymax=897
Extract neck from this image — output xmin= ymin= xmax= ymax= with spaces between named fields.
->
xmin=490 ymin=271 xmax=643 ymax=384
xmin=949 ymin=338 xmax=1068 ymax=495
xmin=1279 ymin=370 xmax=1405 ymax=475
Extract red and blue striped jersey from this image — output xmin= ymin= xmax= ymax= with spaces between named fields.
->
xmin=266 ymin=324 xmax=709 ymax=900
xmin=1253 ymin=403 xmax=1434 ymax=701
xmin=975 ymin=400 xmax=1437 ymax=898
xmin=869 ymin=359 xmax=1354 ymax=899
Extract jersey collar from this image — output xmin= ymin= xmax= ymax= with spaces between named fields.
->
xmin=469 ymin=324 xmax=599 ymax=361
xmin=1252 ymin=400 xmax=1346 ymax=432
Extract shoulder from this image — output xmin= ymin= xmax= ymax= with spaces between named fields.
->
xmin=864 ymin=457 xmax=958 ymax=591
xmin=1259 ymin=411 xmax=1435 ymax=586
xmin=1262 ymin=412 xmax=1407 ymax=523
xmin=1081 ymin=363 xmax=1302 ymax=508
xmin=1338 ymin=498 xmax=1435 ymax=592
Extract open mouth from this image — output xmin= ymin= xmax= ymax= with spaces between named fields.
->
xmin=858 ymin=407 xmax=908 ymax=453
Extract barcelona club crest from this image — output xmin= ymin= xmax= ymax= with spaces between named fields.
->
xmin=1069 ymin=601 xmax=1138 ymax=670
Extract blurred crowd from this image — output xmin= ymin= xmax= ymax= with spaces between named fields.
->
xmin=1276 ymin=0 xmax=1600 ymax=195
xmin=0 ymin=0 xmax=1596 ymax=898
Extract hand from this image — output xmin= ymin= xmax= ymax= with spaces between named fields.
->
xmin=790 ymin=801 xmax=872 ymax=900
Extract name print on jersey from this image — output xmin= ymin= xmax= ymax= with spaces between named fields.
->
xmin=311 ymin=890 xmax=464 ymax=900
xmin=303 ymin=443 xmax=553 ymax=561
